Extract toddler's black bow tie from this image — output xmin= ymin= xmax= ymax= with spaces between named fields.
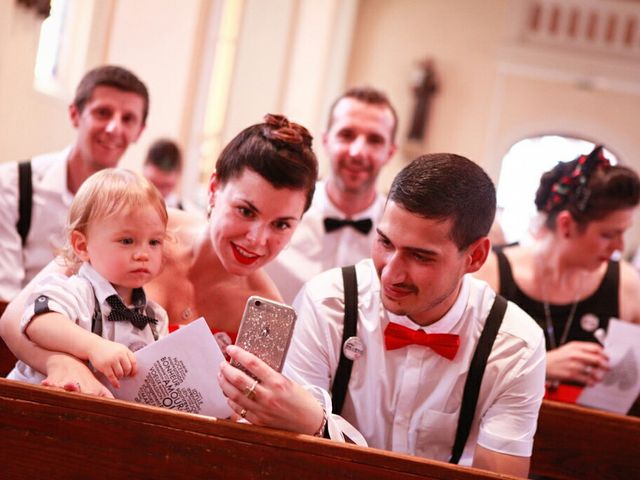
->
xmin=106 ymin=295 xmax=157 ymax=330
xmin=323 ymin=217 xmax=373 ymax=235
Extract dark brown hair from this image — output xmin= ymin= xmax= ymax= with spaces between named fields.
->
xmin=73 ymin=65 xmax=150 ymax=123
xmin=145 ymin=139 xmax=182 ymax=172
xmin=215 ymin=114 xmax=318 ymax=212
xmin=389 ymin=153 xmax=496 ymax=250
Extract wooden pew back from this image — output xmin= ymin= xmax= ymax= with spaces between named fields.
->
xmin=0 ymin=379 xmax=512 ymax=480
xmin=3 ymin=379 xmax=640 ymax=478
xmin=531 ymin=399 xmax=640 ymax=479
xmin=0 ymin=303 xmax=17 ymax=376
xmin=0 ymin=338 xmax=16 ymax=377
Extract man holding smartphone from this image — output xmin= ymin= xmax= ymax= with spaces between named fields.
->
xmin=265 ymin=86 xmax=397 ymax=304
xmin=220 ymin=153 xmax=545 ymax=478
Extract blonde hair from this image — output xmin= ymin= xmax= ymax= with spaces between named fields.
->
xmin=62 ymin=168 xmax=168 ymax=266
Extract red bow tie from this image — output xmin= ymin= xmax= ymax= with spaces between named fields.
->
xmin=384 ymin=322 xmax=460 ymax=360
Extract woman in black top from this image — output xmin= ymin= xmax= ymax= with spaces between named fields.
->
xmin=476 ymin=146 xmax=640 ymax=401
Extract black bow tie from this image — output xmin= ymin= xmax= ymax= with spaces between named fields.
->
xmin=106 ymin=294 xmax=157 ymax=330
xmin=323 ymin=217 xmax=373 ymax=235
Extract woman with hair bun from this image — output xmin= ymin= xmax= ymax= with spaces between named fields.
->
xmin=150 ymin=114 xmax=317 ymax=345
xmin=1 ymin=114 xmax=319 ymax=398
xmin=476 ymin=145 xmax=640 ymax=403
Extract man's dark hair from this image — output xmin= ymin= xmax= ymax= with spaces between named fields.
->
xmin=326 ymin=86 xmax=398 ymax=142
xmin=216 ymin=114 xmax=318 ymax=213
xmin=389 ymin=153 xmax=496 ymax=250
xmin=73 ymin=65 xmax=150 ymax=123
xmin=145 ymin=139 xmax=182 ymax=172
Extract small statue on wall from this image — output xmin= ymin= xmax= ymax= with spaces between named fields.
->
xmin=408 ymin=58 xmax=439 ymax=142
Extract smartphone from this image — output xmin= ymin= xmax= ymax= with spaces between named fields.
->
xmin=231 ymin=296 xmax=297 ymax=378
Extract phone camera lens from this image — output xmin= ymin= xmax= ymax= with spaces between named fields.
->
xmin=254 ymin=300 xmax=262 ymax=307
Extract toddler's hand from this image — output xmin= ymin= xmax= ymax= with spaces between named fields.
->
xmin=89 ymin=338 xmax=138 ymax=388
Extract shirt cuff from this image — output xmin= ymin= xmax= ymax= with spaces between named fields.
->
xmin=477 ymin=429 xmax=533 ymax=457
xmin=20 ymin=296 xmax=68 ymax=333
xmin=301 ymin=383 xmax=367 ymax=446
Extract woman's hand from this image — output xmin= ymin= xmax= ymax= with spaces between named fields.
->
xmin=218 ymin=345 xmax=324 ymax=435
xmin=546 ymin=341 xmax=609 ymax=386
xmin=42 ymin=353 xmax=114 ymax=398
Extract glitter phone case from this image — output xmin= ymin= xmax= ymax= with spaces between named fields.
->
xmin=231 ymin=296 xmax=297 ymax=378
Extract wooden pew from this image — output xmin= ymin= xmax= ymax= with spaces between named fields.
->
xmin=0 ymin=379 xmax=514 ymax=480
xmin=2 ymin=380 xmax=639 ymax=479
xmin=530 ymin=399 xmax=640 ymax=479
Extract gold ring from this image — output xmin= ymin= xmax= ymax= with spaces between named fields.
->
xmin=240 ymin=408 xmax=248 ymax=419
xmin=76 ymin=382 xmax=81 ymax=391
xmin=584 ymin=365 xmax=593 ymax=376
xmin=244 ymin=379 xmax=259 ymax=400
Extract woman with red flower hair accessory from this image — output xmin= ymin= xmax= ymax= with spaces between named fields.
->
xmin=476 ymin=145 xmax=640 ymax=404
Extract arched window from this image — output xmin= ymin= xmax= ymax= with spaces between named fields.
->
xmin=496 ymin=135 xmax=618 ymax=243
xmin=33 ymin=0 xmax=69 ymax=87
xmin=32 ymin=0 xmax=110 ymax=99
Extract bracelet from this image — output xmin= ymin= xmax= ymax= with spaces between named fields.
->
xmin=313 ymin=407 xmax=328 ymax=437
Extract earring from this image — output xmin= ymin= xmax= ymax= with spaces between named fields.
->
xmin=206 ymin=204 xmax=212 ymax=219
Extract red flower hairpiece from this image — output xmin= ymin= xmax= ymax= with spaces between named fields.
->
xmin=543 ymin=145 xmax=610 ymax=213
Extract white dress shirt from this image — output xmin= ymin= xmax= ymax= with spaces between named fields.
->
xmin=8 ymin=263 xmax=168 ymax=384
xmin=265 ymin=180 xmax=386 ymax=304
xmin=285 ymin=259 xmax=546 ymax=465
xmin=0 ymin=148 xmax=73 ymax=302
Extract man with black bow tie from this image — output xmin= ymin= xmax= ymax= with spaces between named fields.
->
xmin=265 ymin=86 xmax=397 ymax=303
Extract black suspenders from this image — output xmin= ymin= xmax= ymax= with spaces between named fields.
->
xmin=330 ymin=265 xmax=358 ymax=415
xmin=450 ymin=294 xmax=507 ymax=463
xmin=330 ymin=265 xmax=508 ymax=464
xmin=16 ymin=160 xmax=33 ymax=246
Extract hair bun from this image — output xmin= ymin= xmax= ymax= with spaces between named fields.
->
xmin=264 ymin=113 xmax=289 ymax=129
xmin=263 ymin=113 xmax=312 ymax=148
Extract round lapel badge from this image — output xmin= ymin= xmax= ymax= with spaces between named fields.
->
xmin=343 ymin=336 xmax=365 ymax=360
xmin=580 ymin=313 xmax=599 ymax=332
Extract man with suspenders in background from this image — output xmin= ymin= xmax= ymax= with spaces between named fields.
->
xmin=0 ymin=65 xmax=148 ymax=317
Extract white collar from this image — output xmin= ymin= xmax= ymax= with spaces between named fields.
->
xmin=316 ymin=180 xmax=384 ymax=220
xmin=78 ymin=263 xmax=121 ymax=306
